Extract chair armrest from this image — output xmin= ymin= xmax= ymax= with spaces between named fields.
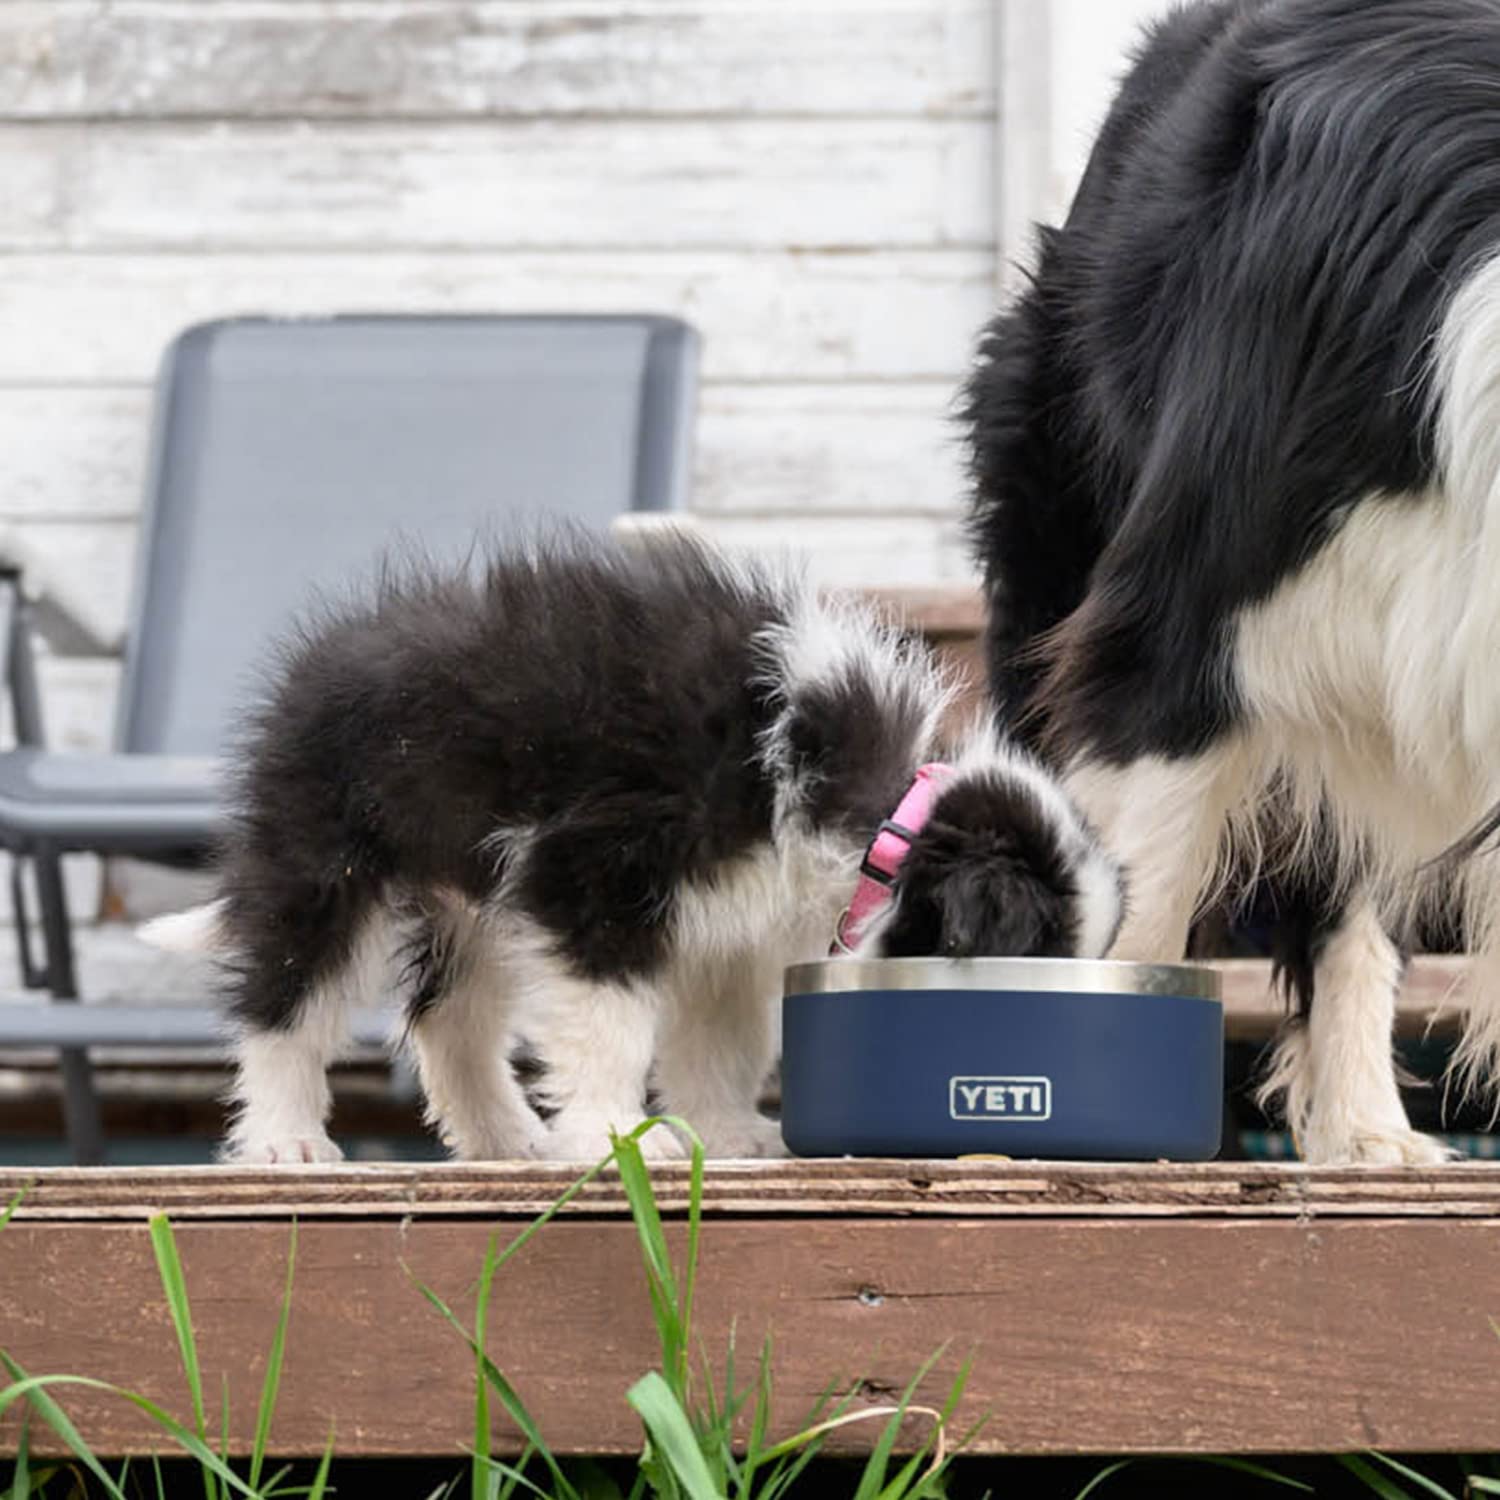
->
xmin=0 ymin=525 xmax=119 ymax=658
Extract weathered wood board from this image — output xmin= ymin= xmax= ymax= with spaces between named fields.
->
xmin=1 ymin=2 xmax=995 ymax=121
xmin=0 ymin=120 xmax=993 ymax=252
xmin=2 ymin=1163 xmax=1500 ymax=1459
xmin=0 ymin=251 xmax=994 ymax=387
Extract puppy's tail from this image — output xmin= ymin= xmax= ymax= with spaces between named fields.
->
xmin=138 ymin=898 xmax=230 ymax=955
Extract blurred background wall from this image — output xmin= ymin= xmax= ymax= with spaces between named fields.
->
xmin=0 ymin=0 xmax=1171 ymax=766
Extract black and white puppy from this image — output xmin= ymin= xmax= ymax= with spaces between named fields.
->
xmin=964 ymin=0 xmax=1500 ymax=1163
xmin=148 ymin=534 xmax=1120 ymax=1163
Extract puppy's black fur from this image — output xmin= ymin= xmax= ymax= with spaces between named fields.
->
xmin=881 ymin=774 xmax=1088 ymax=960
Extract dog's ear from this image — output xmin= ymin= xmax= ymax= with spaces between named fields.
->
xmin=873 ymin=770 xmax=1115 ymax=959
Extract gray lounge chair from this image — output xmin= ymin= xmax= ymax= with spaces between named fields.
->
xmin=0 ymin=314 xmax=700 ymax=1162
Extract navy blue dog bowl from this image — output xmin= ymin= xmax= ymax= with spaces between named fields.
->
xmin=780 ymin=958 xmax=1223 ymax=1160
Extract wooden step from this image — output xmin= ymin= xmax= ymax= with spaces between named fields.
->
xmin=3 ymin=1160 xmax=1500 ymax=1460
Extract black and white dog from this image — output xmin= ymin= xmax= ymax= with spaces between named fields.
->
xmin=148 ymin=535 xmax=1120 ymax=1163
xmin=965 ymin=0 xmax=1500 ymax=1163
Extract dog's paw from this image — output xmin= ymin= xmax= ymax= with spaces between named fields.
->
xmin=1297 ymin=1121 xmax=1457 ymax=1166
xmin=226 ymin=1133 xmax=344 ymax=1166
xmin=695 ymin=1115 xmax=787 ymax=1160
xmin=542 ymin=1114 xmax=684 ymax=1163
xmin=446 ymin=1111 xmax=553 ymax=1162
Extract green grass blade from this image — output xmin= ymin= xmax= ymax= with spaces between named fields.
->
xmin=217 ymin=1372 xmax=232 ymax=1500
xmin=152 ymin=1451 xmax=166 ymax=1500
xmin=659 ymin=1118 xmax=705 ymax=1395
xmin=1340 ymin=1455 xmax=1418 ymax=1498
xmin=871 ymin=1359 xmax=974 ymax=1500
xmin=473 ymin=1231 xmax=500 ymax=1500
xmin=256 ymin=1462 xmax=294 ymax=1497
xmin=10 ymin=1411 xmax=28 ymax=1500
xmin=250 ymin=1221 xmax=297 ymax=1492
xmin=303 ymin=1431 xmax=335 ymax=1500
xmin=846 ymin=1347 xmax=948 ymax=1500
xmin=625 ymin=1373 xmax=722 ymax=1500
xmin=610 ymin=1131 xmax=684 ymax=1392
xmin=405 ymin=1276 xmax=579 ymax=1500
xmin=1198 ymin=1458 xmax=1315 ymax=1493
xmin=0 ymin=1185 xmax=28 ymax=1233
xmin=735 ymin=1339 xmax=773 ymax=1500
xmin=0 ymin=1359 xmax=128 ymax=1500
xmin=0 ymin=1370 xmax=261 ymax=1500
xmin=146 ymin=1214 xmax=214 ymax=1500
xmin=472 ymin=1453 xmax=568 ymax=1500
xmin=1359 ymin=1454 xmax=1461 ymax=1499
xmin=1072 ymin=1460 xmax=1135 ymax=1500
xmin=755 ymin=1375 xmax=861 ymax=1500
xmin=494 ymin=1443 xmax=538 ymax=1500
xmin=1468 ymin=1479 xmax=1500 ymax=1495
xmin=874 ymin=1450 xmax=929 ymax=1500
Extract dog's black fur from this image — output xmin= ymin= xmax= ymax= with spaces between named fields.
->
xmin=966 ymin=0 xmax=1500 ymax=763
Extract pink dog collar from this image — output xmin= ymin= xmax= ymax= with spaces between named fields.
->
xmin=832 ymin=762 xmax=954 ymax=955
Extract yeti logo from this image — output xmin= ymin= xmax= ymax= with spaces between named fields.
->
xmin=949 ymin=1076 xmax=1051 ymax=1122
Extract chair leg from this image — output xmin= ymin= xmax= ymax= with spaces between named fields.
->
xmin=32 ymin=848 xmax=104 ymax=1165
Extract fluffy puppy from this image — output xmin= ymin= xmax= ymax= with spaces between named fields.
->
xmin=964 ymin=0 xmax=1500 ymax=1162
xmin=148 ymin=534 xmax=1121 ymax=1163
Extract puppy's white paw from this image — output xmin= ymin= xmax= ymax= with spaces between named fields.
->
xmin=1297 ymin=1121 xmax=1457 ymax=1166
xmin=636 ymin=1124 xmax=689 ymax=1161
xmin=227 ymin=1133 xmax=344 ymax=1166
xmin=542 ymin=1115 xmax=684 ymax=1163
xmin=446 ymin=1115 xmax=552 ymax=1162
xmin=695 ymin=1115 xmax=787 ymax=1159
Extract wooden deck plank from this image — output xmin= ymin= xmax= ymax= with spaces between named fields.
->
xmin=5 ymin=1161 xmax=1500 ymax=1222
xmin=4 ymin=1189 xmax=1500 ymax=1457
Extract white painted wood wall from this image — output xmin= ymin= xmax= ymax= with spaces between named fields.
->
xmin=0 ymin=0 xmax=1170 ymax=919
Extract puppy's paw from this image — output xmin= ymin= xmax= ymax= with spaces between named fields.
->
xmin=636 ymin=1124 xmax=689 ymax=1160
xmin=695 ymin=1114 xmax=787 ymax=1160
xmin=226 ymin=1133 xmax=344 ymax=1166
xmin=446 ymin=1114 xmax=552 ymax=1162
xmin=542 ymin=1114 xmax=684 ymax=1163
xmin=1297 ymin=1121 xmax=1457 ymax=1166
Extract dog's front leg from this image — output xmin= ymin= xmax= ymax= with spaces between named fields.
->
xmin=1260 ymin=895 xmax=1451 ymax=1164
xmin=520 ymin=962 xmax=681 ymax=1161
xmin=652 ymin=961 xmax=786 ymax=1160
xmin=227 ymin=997 xmax=347 ymax=1165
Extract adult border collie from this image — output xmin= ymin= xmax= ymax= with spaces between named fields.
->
xmin=149 ymin=535 xmax=1121 ymax=1163
xmin=965 ymin=0 xmax=1500 ymax=1164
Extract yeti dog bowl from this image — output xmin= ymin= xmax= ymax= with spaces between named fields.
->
xmin=780 ymin=958 xmax=1223 ymax=1160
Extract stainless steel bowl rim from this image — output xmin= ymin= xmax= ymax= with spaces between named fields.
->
xmin=784 ymin=956 xmax=1221 ymax=1001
